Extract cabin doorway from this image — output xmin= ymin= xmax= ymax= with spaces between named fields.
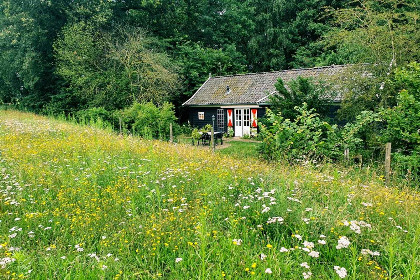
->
xmin=234 ymin=108 xmax=250 ymax=137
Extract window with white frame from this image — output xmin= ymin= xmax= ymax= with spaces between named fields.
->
xmin=217 ymin=109 xmax=225 ymax=132
xmin=198 ymin=112 xmax=204 ymax=120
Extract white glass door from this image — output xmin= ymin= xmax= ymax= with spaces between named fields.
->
xmin=234 ymin=108 xmax=251 ymax=137
xmin=234 ymin=109 xmax=243 ymax=137
xmin=243 ymin=108 xmax=250 ymax=136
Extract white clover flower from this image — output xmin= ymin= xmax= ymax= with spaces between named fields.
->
xmin=287 ymin=197 xmax=302 ymax=203
xmin=267 ymin=217 xmax=284 ymax=224
xmin=265 ymin=268 xmax=272 ymax=274
xmin=350 ymin=222 xmax=361 ymax=234
xmin=60 ymin=256 xmax=66 ymax=259
xmin=232 ymin=239 xmax=242 ymax=246
xmin=303 ymin=271 xmax=312 ymax=279
xmin=361 ymin=249 xmax=380 ymax=256
xmin=300 ymin=262 xmax=310 ymax=269
xmin=308 ymin=251 xmax=319 ymax=258
xmin=261 ymin=205 xmax=270 ymax=213
xmin=243 ymin=205 xmax=250 ymax=209
xmin=0 ymin=257 xmax=16 ymax=268
xmin=303 ymin=241 xmax=314 ymax=249
xmin=319 ymin=234 xmax=326 ymax=238
xmin=260 ymin=253 xmax=267 ymax=260
xmin=358 ymin=221 xmax=371 ymax=229
xmin=361 ymin=202 xmax=373 ymax=207
xmin=361 ymin=249 xmax=370 ymax=255
xmin=8 ymin=247 xmax=20 ymax=252
xmin=279 ymin=247 xmax=289 ymax=252
xmin=336 ymin=236 xmax=350 ymax=249
xmin=334 ymin=266 xmax=347 ymax=278
xmin=294 ymin=234 xmax=303 ymax=240
xmin=175 ymin=257 xmax=183 ymax=263
xmin=318 ymin=239 xmax=326 ymax=245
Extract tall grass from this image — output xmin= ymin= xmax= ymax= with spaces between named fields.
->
xmin=0 ymin=110 xmax=419 ymax=279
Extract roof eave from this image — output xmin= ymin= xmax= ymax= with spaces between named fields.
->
xmin=186 ymin=102 xmax=262 ymax=107
xmin=182 ymin=76 xmax=212 ymax=107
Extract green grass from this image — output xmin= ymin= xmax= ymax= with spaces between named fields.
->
xmin=0 ymin=110 xmax=419 ymax=280
xmin=218 ymin=140 xmax=261 ymax=159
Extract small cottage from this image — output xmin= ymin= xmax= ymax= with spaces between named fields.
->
xmin=183 ymin=64 xmax=351 ymax=137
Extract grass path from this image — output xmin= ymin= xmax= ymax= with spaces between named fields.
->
xmin=0 ymin=110 xmax=419 ymax=279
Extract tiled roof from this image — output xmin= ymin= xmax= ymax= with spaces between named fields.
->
xmin=183 ymin=64 xmax=353 ymax=106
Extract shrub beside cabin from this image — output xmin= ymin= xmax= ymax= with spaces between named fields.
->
xmin=183 ymin=64 xmax=350 ymax=137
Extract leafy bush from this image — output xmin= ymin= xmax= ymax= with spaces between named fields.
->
xmin=75 ymin=107 xmax=115 ymax=129
xmin=381 ymin=62 xmax=420 ymax=180
xmin=340 ymin=110 xmax=383 ymax=161
xmin=270 ymin=77 xmax=335 ymax=121
xmin=121 ymin=102 xmax=177 ymax=140
xmin=191 ymin=128 xmax=201 ymax=143
xmin=201 ymin=124 xmax=213 ymax=132
xmin=226 ymin=127 xmax=234 ymax=138
xmin=178 ymin=123 xmax=193 ymax=135
xmin=259 ymin=103 xmax=340 ymax=163
xmin=382 ymin=63 xmax=419 ymax=153
xmin=392 ymin=150 xmax=420 ymax=184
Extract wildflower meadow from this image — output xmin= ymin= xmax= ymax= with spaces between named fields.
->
xmin=0 ymin=110 xmax=419 ymax=279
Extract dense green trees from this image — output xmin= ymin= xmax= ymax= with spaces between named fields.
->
xmin=0 ymin=0 xmax=418 ymax=124
xmin=0 ymin=0 xmax=67 ymax=110
xmin=0 ymin=0 xmax=352 ymax=113
xmin=54 ymin=24 xmax=178 ymax=112
xmin=270 ymin=77 xmax=334 ymax=120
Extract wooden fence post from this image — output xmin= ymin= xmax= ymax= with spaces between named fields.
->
xmin=119 ymin=117 xmax=122 ymax=134
xmin=385 ymin=142 xmax=391 ymax=185
xmin=344 ymin=147 xmax=350 ymax=162
xmin=169 ymin=123 xmax=173 ymax=143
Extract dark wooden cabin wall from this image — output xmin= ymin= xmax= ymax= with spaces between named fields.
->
xmin=189 ymin=107 xmax=219 ymax=130
xmin=189 ymin=107 xmax=268 ymax=133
